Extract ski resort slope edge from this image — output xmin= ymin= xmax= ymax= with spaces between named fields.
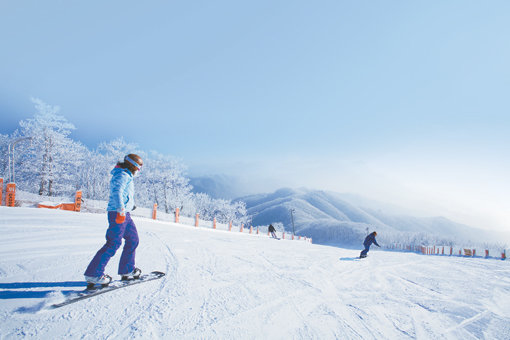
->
xmin=1 ymin=207 xmax=509 ymax=339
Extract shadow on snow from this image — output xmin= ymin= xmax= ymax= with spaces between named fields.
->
xmin=339 ymin=257 xmax=362 ymax=261
xmin=0 ymin=281 xmax=86 ymax=299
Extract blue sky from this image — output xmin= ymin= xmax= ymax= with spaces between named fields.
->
xmin=1 ymin=1 xmax=509 ymax=231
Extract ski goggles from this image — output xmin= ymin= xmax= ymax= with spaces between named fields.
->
xmin=125 ymin=156 xmax=143 ymax=171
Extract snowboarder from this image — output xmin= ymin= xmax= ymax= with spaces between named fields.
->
xmin=84 ymin=154 xmax=144 ymax=286
xmin=268 ymin=224 xmax=277 ymax=239
xmin=360 ymin=231 xmax=380 ymax=258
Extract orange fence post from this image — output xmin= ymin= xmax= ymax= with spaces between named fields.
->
xmin=282 ymin=232 xmax=285 ymax=239
xmin=240 ymin=223 xmax=244 ymax=232
xmin=152 ymin=203 xmax=157 ymax=220
xmin=175 ymin=208 xmax=180 ymax=223
xmin=195 ymin=213 xmax=199 ymax=227
xmin=249 ymin=226 xmax=253 ymax=234
xmin=257 ymin=227 xmax=259 ymax=235
xmin=450 ymin=247 xmax=453 ymax=256
xmin=6 ymin=183 xmax=15 ymax=207
xmin=229 ymin=221 xmax=232 ymax=231
xmin=0 ymin=178 xmax=3 ymax=206
xmin=74 ymin=190 xmax=82 ymax=212
xmin=502 ymin=250 xmax=506 ymax=260
xmin=485 ymin=250 xmax=489 ymax=258
xmin=213 ymin=217 xmax=217 ymax=229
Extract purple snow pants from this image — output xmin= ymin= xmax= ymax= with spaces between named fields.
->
xmin=84 ymin=211 xmax=139 ymax=277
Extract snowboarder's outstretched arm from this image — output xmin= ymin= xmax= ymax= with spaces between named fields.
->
xmin=363 ymin=231 xmax=380 ymax=247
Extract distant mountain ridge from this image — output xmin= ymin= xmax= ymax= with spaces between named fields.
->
xmin=236 ymin=188 xmax=499 ymax=247
xmin=190 ymin=175 xmax=246 ymax=199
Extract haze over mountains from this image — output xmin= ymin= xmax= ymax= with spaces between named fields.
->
xmin=190 ymin=174 xmax=248 ymax=200
xmin=191 ymin=175 xmax=508 ymax=247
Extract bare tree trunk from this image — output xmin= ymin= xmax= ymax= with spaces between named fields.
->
xmin=47 ymin=146 xmax=53 ymax=196
xmin=39 ymin=176 xmax=46 ymax=195
xmin=163 ymin=184 xmax=170 ymax=214
xmin=48 ymin=179 xmax=53 ymax=196
xmin=151 ymin=180 xmax=159 ymax=207
xmin=39 ymin=153 xmax=47 ymax=195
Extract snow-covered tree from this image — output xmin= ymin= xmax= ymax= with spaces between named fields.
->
xmin=191 ymin=192 xmax=247 ymax=225
xmin=213 ymin=199 xmax=247 ymax=224
xmin=3 ymin=98 xmax=248 ymax=224
xmin=0 ymin=133 xmax=10 ymax=180
xmin=16 ymin=98 xmax=84 ymax=196
xmin=79 ymin=138 xmax=143 ymax=201
xmin=192 ymin=193 xmax=213 ymax=220
xmin=77 ymin=150 xmax=109 ymax=200
xmin=137 ymin=153 xmax=193 ymax=214
xmin=97 ymin=137 xmax=141 ymax=166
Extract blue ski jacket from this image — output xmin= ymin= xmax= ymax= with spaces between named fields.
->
xmin=363 ymin=232 xmax=380 ymax=248
xmin=106 ymin=166 xmax=135 ymax=213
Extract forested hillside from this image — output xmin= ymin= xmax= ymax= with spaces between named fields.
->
xmin=0 ymin=99 xmax=247 ymax=225
xmin=239 ymin=188 xmax=507 ymax=248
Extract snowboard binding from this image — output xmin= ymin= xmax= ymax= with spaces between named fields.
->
xmin=85 ymin=274 xmax=112 ymax=290
xmin=121 ymin=268 xmax=141 ymax=281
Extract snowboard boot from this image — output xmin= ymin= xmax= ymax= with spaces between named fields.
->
xmin=121 ymin=268 xmax=141 ymax=281
xmin=84 ymin=274 xmax=112 ymax=289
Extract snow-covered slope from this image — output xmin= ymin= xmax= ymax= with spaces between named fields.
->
xmin=238 ymin=188 xmax=503 ymax=246
xmin=1 ymin=207 xmax=510 ymax=339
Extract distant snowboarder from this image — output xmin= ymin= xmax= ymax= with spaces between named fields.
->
xmin=268 ymin=224 xmax=278 ymax=239
xmin=360 ymin=231 xmax=380 ymax=258
xmin=84 ymin=154 xmax=144 ymax=287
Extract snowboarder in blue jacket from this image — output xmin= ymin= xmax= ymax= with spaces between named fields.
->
xmin=360 ymin=231 xmax=380 ymax=258
xmin=84 ymin=154 xmax=143 ymax=286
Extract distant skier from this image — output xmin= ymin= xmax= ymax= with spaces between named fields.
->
xmin=268 ymin=224 xmax=277 ymax=239
xmin=84 ymin=154 xmax=144 ymax=286
xmin=360 ymin=231 xmax=380 ymax=258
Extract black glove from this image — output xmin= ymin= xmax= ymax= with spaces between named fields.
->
xmin=132 ymin=205 xmax=137 ymax=211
